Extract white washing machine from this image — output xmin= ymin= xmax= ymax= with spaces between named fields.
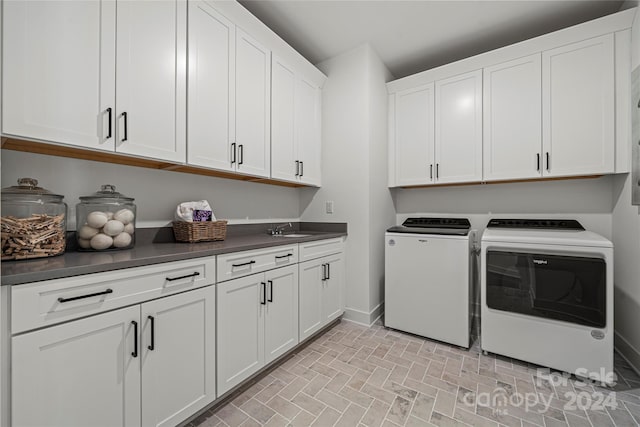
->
xmin=481 ymin=219 xmax=614 ymax=384
xmin=385 ymin=218 xmax=475 ymax=348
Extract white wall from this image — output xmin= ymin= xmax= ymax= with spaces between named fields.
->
xmin=395 ymin=176 xmax=615 ymax=238
xmin=300 ymin=44 xmax=394 ymax=325
xmin=1 ymin=150 xmax=301 ymax=228
xmin=612 ymin=1 xmax=640 ymax=373
xmin=367 ymin=49 xmax=396 ymax=313
xmin=300 ymin=45 xmax=371 ymax=323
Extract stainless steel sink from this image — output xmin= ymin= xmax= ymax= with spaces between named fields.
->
xmin=272 ymin=233 xmax=311 ymax=238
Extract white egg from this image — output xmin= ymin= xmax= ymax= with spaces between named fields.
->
xmin=124 ymin=223 xmax=135 ymax=235
xmin=114 ymin=209 xmax=134 ymax=225
xmin=106 ymin=211 xmax=114 ymax=219
xmin=113 ymin=232 xmax=132 ymax=248
xmin=78 ymin=238 xmax=92 ymax=249
xmin=86 ymin=211 xmax=108 ymax=228
xmin=103 ymin=220 xmax=125 ymax=236
xmin=78 ymin=225 xmax=99 ymax=239
xmin=90 ymin=233 xmax=113 ymax=250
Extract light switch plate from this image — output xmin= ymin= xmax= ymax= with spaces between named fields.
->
xmin=325 ymin=201 xmax=334 ymax=214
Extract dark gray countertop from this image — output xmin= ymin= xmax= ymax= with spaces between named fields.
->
xmin=1 ymin=222 xmax=347 ymax=286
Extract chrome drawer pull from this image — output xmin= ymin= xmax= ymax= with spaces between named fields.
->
xmin=57 ymin=288 xmax=113 ymax=303
xmin=165 ymin=272 xmax=200 ymax=281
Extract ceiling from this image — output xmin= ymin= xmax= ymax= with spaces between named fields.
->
xmin=239 ymin=0 xmax=625 ymax=79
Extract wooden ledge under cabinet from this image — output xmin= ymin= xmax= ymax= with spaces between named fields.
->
xmin=397 ymin=174 xmax=604 ymax=189
xmin=1 ymin=137 xmax=305 ymax=188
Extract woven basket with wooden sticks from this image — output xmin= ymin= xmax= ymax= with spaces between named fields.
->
xmin=172 ymin=220 xmax=227 ymax=243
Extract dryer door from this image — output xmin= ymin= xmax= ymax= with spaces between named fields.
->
xmin=486 ymin=250 xmax=606 ymax=328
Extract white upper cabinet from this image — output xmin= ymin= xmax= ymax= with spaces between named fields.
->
xmin=235 ymin=29 xmax=271 ymax=178
xmin=390 ymin=72 xmax=482 ymax=187
xmin=483 ymin=54 xmax=542 ymax=181
xmin=270 ymin=57 xmax=298 ymax=182
xmin=115 ymin=0 xmax=186 ymax=163
xmin=2 ymin=0 xmax=116 ymax=151
xmin=542 ymin=34 xmax=615 ymax=177
xmin=270 ymin=56 xmax=322 ymax=186
xmin=434 ymin=70 xmax=483 ymax=184
xmin=295 ymin=77 xmax=322 ymax=186
xmin=3 ymin=0 xmax=186 ymax=163
xmin=187 ymin=1 xmax=235 ymax=172
xmin=187 ymin=3 xmax=271 ymax=178
xmin=391 ymin=84 xmax=435 ymax=186
xmin=387 ymin=10 xmax=633 ymax=187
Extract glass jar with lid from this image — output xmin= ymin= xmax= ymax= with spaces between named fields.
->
xmin=1 ymin=178 xmax=67 ymax=260
xmin=76 ymin=185 xmax=136 ymax=251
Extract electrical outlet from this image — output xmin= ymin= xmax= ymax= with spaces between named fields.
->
xmin=325 ymin=201 xmax=334 ymax=214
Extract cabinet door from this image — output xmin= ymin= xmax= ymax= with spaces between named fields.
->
xmin=435 ymin=70 xmax=483 ymax=184
xmin=12 ymin=306 xmax=140 ymax=427
xmin=187 ymin=1 xmax=235 ymax=171
xmin=271 ymin=56 xmax=298 ymax=182
xmin=235 ymin=29 xmax=271 ymax=178
xmin=217 ymin=274 xmax=265 ymax=395
xmin=297 ymin=78 xmax=322 ymax=186
xmin=542 ymin=34 xmax=614 ymax=177
xmin=299 ymin=260 xmax=323 ymax=341
xmin=141 ymin=286 xmax=216 ymax=427
xmin=115 ymin=0 xmax=186 ymax=162
xmin=323 ymin=254 xmax=344 ymax=324
xmin=2 ymin=0 xmax=116 ymax=151
xmin=484 ymin=55 xmax=542 ymax=181
xmin=264 ymin=265 xmax=299 ymax=363
xmin=393 ymin=84 xmax=435 ymax=186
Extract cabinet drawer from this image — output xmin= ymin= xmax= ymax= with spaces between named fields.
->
xmin=217 ymin=245 xmax=298 ymax=282
xmin=11 ymin=257 xmax=215 ymax=334
xmin=299 ymin=238 xmax=344 ymax=262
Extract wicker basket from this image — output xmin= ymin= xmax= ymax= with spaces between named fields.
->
xmin=172 ymin=220 xmax=227 ymax=243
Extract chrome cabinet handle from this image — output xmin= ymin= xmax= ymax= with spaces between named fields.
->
xmin=295 ymin=160 xmax=300 ymax=176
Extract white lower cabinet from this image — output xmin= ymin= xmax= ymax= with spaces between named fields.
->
xmin=299 ymin=252 xmax=344 ymax=342
xmin=12 ymin=306 xmax=141 ymax=427
xmin=217 ymin=264 xmax=298 ymax=396
xmin=141 ymin=286 xmax=216 ymax=427
xmin=11 ymin=285 xmax=216 ymax=427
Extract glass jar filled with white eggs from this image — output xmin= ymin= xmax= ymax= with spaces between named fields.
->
xmin=76 ymin=185 xmax=136 ymax=251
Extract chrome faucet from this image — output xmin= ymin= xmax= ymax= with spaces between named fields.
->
xmin=269 ymin=222 xmax=292 ymax=235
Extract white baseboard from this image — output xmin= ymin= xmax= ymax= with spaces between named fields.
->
xmin=343 ymin=303 xmax=384 ymax=327
xmin=614 ymin=331 xmax=640 ymax=376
